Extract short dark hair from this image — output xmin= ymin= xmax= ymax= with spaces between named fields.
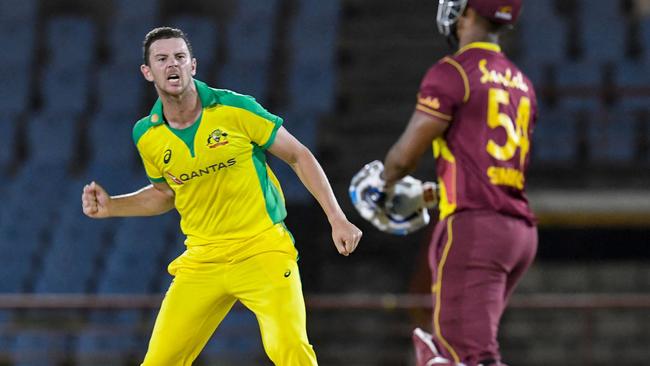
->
xmin=142 ymin=27 xmax=194 ymax=65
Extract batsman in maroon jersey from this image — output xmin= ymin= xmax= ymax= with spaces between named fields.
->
xmin=381 ymin=1 xmax=538 ymax=365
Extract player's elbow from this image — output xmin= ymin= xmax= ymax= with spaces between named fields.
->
xmin=288 ymin=142 xmax=313 ymax=167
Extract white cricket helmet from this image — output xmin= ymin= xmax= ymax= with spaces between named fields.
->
xmin=349 ymin=161 xmax=438 ymax=236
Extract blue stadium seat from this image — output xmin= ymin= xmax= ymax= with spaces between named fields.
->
xmin=532 ymin=106 xmax=578 ymax=164
xmin=518 ymin=8 xmax=567 ymax=65
xmin=291 ymin=0 xmax=340 ymax=53
xmin=218 ymin=0 xmax=278 ymax=100
xmin=574 ymin=0 xmax=626 ymax=62
xmin=109 ymin=0 xmax=158 ymax=69
xmin=287 ymin=61 xmax=337 ymax=114
xmin=517 ymin=60 xmax=550 ymax=93
xmin=6 ymin=161 xmax=68 ymax=210
xmin=613 ymin=60 xmax=650 ymax=109
xmin=97 ymin=64 xmax=146 ymax=112
xmin=109 ymin=20 xmax=157 ymax=65
xmin=0 ymin=63 xmax=31 ymax=115
xmin=88 ymin=108 xmax=142 ymax=167
xmin=286 ymin=0 xmax=340 ymax=114
xmin=0 ymin=225 xmax=40 ymax=292
xmin=0 ymin=0 xmax=37 ymax=23
xmin=83 ymin=163 xmax=142 ymax=196
xmin=112 ymin=0 xmax=159 ymax=21
xmin=74 ymin=328 xmax=142 ymax=366
xmin=0 ymin=18 xmax=35 ymax=65
xmin=0 ymin=113 xmax=19 ymax=172
xmin=587 ymin=108 xmax=639 ymax=163
xmin=553 ymin=61 xmax=604 ymax=110
xmin=26 ymin=110 xmax=80 ymax=167
xmin=218 ymin=60 xmax=270 ymax=101
xmin=578 ymin=16 xmax=626 ymax=62
xmin=34 ymin=220 xmax=110 ymax=293
xmin=168 ymin=15 xmax=219 ymax=72
xmin=201 ymin=307 xmax=264 ymax=362
xmin=46 ymin=16 xmax=96 ymax=66
xmin=97 ymin=216 xmax=172 ymax=294
xmin=0 ymin=311 xmax=10 ymax=327
xmin=3 ymin=181 xmax=62 ymax=226
xmin=0 ymin=328 xmax=14 ymax=363
xmin=641 ymin=19 xmax=650 ymax=61
xmin=41 ymin=63 xmax=90 ymax=114
xmin=11 ymin=330 xmax=69 ymax=365
xmin=108 ymin=0 xmax=158 ymax=65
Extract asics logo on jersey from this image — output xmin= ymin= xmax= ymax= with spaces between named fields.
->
xmin=207 ymin=129 xmax=229 ymax=148
xmin=165 ymin=158 xmax=237 ymax=184
xmin=163 ymin=149 xmax=172 ymax=164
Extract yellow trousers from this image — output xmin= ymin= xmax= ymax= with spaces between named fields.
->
xmin=141 ymin=225 xmax=318 ymax=365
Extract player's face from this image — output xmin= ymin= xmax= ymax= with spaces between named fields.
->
xmin=141 ymin=38 xmax=196 ymax=96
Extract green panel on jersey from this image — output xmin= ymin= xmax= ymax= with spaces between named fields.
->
xmin=252 ymin=146 xmax=287 ymax=224
xmin=215 ymin=89 xmax=284 ymax=131
xmin=149 ymin=176 xmax=166 ymax=183
xmin=132 ymin=117 xmax=154 ymax=146
xmin=166 ymin=113 xmax=202 ymax=157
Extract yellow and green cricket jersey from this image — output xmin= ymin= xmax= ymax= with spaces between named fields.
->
xmin=132 ymin=79 xmax=288 ymax=247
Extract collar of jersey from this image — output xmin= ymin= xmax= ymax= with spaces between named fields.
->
xmin=148 ymin=79 xmax=217 ymax=126
xmin=455 ymin=42 xmax=501 ymax=56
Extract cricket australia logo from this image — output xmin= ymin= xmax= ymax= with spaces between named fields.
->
xmin=207 ymin=129 xmax=229 ymax=149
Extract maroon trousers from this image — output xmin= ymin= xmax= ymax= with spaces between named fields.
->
xmin=428 ymin=210 xmax=537 ymax=366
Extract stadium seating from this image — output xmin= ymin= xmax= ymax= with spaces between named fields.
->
xmin=200 ymin=307 xmax=265 ymax=363
xmin=1 ymin=8 xmax=34 ymax=116
xmin=553 ymin=61 xmax=605 ymax=110
xmin=641 ymin=18 xmax=650 ymax=61
xmin=168 ymin=14 xmax=219 ymax=77
xmin=46 ymin=16 xmax=96 ymax=66
xmin=586 ymin=107 xmax=640 ymax=163
xmin=0 ymin=113 xmax=19 ymax=173
xmin=97 ymin=64 xmax=146 ymax=113
xmin=0 ymin=226 xmax=40 ymax=293
xmin=613 ymin=60 xmax=650 ymax=109
xmin=575 ymin=0 xmax=626 ymax=62
xmin=286 ymin=0 xmax=340 ymax=114
xmin=87 ymin=108 xmax=142 ymax=168
xmin=1 ymin=18 xmax=35 ymax=66
xmin=517 ymin=0 xmax=567 ymax=67
xmin=74 ymin=327 xmax=143 ymax=366
xmin=11 ymin=330 xmax=70 ymax=365
xmin=217 ymin=0 xmax=278 ymax=101
xmin=25 ymin=110 xmax=80 ymax=167
xmin=532 ymin=106 xmax=579 ymax=164
xmin=1 ymin=63 xmax=31 ymax=115
xmin=33 ymin=218 xmax=110 ymax=293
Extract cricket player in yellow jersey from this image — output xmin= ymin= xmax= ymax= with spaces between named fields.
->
xmin=81 ymin=27 xmax=362 ymax=366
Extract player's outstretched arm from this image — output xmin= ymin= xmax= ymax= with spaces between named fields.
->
xmin=268 ymin=127 xmax=362 ymax=256
xmin=81 ymin=181 xmax=175 ymax=219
